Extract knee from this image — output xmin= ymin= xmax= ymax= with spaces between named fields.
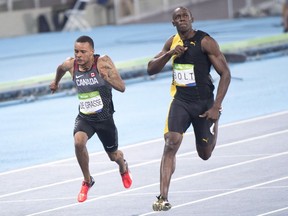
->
xmin=163 ymin=134 xmax=182 ymax=154
xmin=74 ymin=132 xmax=88 ymax=150
xmin=164 ymin=140 xmax=178 ymax=152
xmin=198 ymin=152 xmax=212 ymax=161
xmin=108 ymin=152 xmax=116 ymax=161
xmin=107 ymin=150 xmax=122 ymax=162
xmin=74 ymin=140 xmax=85 ymax=151
xmin=197 ymin=145 xmax=213 ymax=160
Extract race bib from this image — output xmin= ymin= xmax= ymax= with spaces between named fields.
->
xmin=78 ymin=91 xmax=103 ymax=114
xmin=173 ymin=63 xmax=196 ymax=86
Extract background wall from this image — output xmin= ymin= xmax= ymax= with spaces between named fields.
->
xmin=0 ymin=0 xmax=283 ymax=38
xmin=0 ymin=2 xmax=108 ymax=38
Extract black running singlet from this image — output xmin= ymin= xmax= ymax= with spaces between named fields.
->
xmin=73 ymin=54 xmax=115 ymax=121
xmin=170 ymin=30 xmax=215 ymax=102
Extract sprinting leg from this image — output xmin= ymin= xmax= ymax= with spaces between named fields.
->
xmin=153 ymin=131 xmax=182 ymax=211
xmin=107 ymin=150 xmax=126 ymax=173
xmin=74 ymin=131 xmax=91 ymax=182
xmin=107 ymin=150 xmax=132 ymax=189
xmin=195 ymin=119 xmax=219 ymax=160
xmin=74 ymin=131 xmax=95 ymax=202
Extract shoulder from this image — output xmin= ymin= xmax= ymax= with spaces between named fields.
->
xmin=98 ymin=54 xmax=112 ymax=62
xmin=201 ymin=34 xmax=218 ymax=47
xmin=61 ymin=57 xmax=75 ymax=70
xmin=97 ymin=55 xmax=115 ymax=66
xmin=97 ymin=55 xmax=116 ymax=70
xmin=164 ymin=34 xmax=177 ymax=50
xmin=168 ymin=34 xmax=177 ymax=44
xmin=201 ymin=35 xmax=221 ymax=55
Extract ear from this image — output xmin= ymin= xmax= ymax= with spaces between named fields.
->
xmin=190 ymin=17 xmax=194 ymax=23
xmin=172 ymin=20 xmax=176 ymax=26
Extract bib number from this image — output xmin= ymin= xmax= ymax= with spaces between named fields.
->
xmin=78 ymin=91 xmax=103 ymax=114
xmin=173 ymin=64 xmax=196 ymax=86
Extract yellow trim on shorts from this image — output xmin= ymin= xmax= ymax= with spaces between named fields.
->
xmin=164 ymin=34 xmax=184 ymax=134
xmin=164 ymin=100 xmax=173 ymax=134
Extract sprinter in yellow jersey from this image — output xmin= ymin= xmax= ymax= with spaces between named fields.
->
xmin=147 ymin=7 xmax=231 ymax=211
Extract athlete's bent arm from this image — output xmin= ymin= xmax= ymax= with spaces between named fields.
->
xmin=50 ymin=58 xmax=74 ymax=93
xmin=201 ymin=36 xmax=231 ymax=121
xmin=147 ymin=37 xmax=174 ymax=75
xmin=97 ymin=55 xmax=125 ymax=92
xmin=147 ymin=36 xmax=188 ymax=75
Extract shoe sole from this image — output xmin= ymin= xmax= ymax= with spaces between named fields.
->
xmin=152 ymin=202 xmax=172 ymax=211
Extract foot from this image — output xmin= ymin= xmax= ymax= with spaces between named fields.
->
xmin=121 ymin=160 xmax=132 ymax=189
xmin=77 ymin=176 xmax=95 ymax=202
xmin=152 ymin=195 xmax=172 ymax=211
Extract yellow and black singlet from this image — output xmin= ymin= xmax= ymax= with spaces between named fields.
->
xmin=170 ymin=30 xmax=214 ymax=102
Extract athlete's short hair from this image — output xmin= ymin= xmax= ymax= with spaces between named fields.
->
xmin=76 ymin=35 xmax=94 ymax=49
xmin=172 ymin=7 xmax=193 ymax=19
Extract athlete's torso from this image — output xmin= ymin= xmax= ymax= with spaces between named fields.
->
xmin=170 ymin=30 xmax=214 ymax=102
xmin=73 ymin=54 xmax=114 ymax=121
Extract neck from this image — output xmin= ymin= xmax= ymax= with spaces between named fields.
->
xmin=79 ymin=57 xmax=94 ymax=72
xmin=179 ymin=29 xmax=195 ymax=40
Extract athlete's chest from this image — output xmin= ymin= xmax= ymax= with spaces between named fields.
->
xmin=74 ymin=70 xmax=106 ymax=88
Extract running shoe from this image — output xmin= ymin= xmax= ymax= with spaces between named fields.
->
xmin=77 ymin=176 xmax=95 ymax=202
xmin=152 ymin=195 xmax=172 ymax=211
xmin=121 ymin=160 xmax=132 ymax=189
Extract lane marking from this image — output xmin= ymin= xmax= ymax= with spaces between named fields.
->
xmin=257 ymin=206 xmax=288 ymax=216
xmin=1 ymin=129 xmax=288 ymax=199
xmin=1 ymin=110 xmax=288 ymax=176
xmin=24 ymin=151 xmax=288 ymax=216
xmin=139 ymin=176 xmax=288 ymax=216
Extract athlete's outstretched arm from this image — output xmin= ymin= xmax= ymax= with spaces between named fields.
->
xmin=97 ymin=55 xmax=125 ymax=92
xmin=50 ymin=58 xmax=74 ymax=94
xmin=200 ymin=36 xmax=231 ymax=121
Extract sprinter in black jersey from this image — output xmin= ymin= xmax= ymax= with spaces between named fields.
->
xmin=50 ymin=35 xmax=132 ymax=203
xmin=147 ymin=7 xmax=231 ymax=211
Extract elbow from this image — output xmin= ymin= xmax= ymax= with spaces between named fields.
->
xmin=119 ymin=82 xmax=126 ymax=93
xmin=147 ymin=69 xmax=154 ymax=76
xmin=226 ymin=71 xmax=232 ymax=83
xmin=147 ymin=61 xmax=155 ymax=75
xmin=221 ymin=70 xmax=231 ymax=83
xmin=147 ymin=64 xmax=158 ymax=76
xmin=120 ymin=86 xmax=125 ymax=93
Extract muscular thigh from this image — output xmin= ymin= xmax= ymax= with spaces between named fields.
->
xmin=74 ymin=115 xmax=95 ymax=138
xmin=74 ymin=115 xmax=118 ymax=152
xmin=93 ymin=117 xmax=119 ymax=153
xmin=191 ymin=98 xmax=215 ymax=146
xmin=165 ymin=99 xmax=191 ymax=134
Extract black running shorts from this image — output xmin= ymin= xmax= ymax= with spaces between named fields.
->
xmin=164 ymin=98 xmax=215 ymax=146
xmin=74 ymin=115 xmax=118 ymax=152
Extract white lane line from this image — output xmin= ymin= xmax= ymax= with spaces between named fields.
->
xmin=1 ymin=129 xmax=288 ymax=199
xmin=257 ymin=206 xmax=288 ymax=216
xmin=24 ymin=151 xmax=288 ymax=216
xmin=1 ymin=110 xmax=288 ymax=176
xmin=139 ymin=176 xmax=288 ymax=216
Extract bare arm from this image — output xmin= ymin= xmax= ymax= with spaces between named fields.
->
xmin=201 ymin=36 xmax=231 ymax=120
xmin=49 ymin=57 xmax=74 ymax=93
xmin=97 ymin=55 xmax=125 ymax=92
xmin=147 ymin=36 xmax=187 ymax=75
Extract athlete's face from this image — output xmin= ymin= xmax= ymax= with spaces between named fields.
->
xmin=172 ymin=8 xmax=193 ymax=33
xmin=74 ymin=42 xmax=94 ymax=66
